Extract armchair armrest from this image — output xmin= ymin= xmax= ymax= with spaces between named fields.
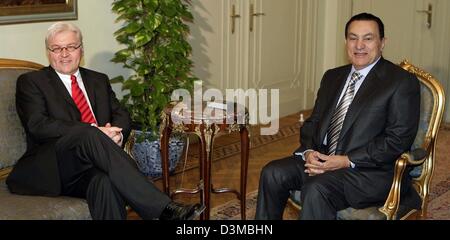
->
xmin=403 ymin=148 xmax=427 ymax=165
xmin=378 ymin=148 xmax=427 ymax=219
xmin=124 ymin=130 xmax=136 ymax=159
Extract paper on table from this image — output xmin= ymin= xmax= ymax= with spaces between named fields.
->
xmin=207 ymin=102 xmax=227 ymax=110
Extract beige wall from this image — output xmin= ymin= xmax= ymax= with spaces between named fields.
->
xmin=0 ymin=0 xmax=129 ymax=95
xmin=0 ymin=0 xmax=350 ymax=104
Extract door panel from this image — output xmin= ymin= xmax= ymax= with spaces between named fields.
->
xmin=250 ymin=0 xmax=302 ymax=116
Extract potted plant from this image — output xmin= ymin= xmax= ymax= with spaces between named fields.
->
xmin=110 ymin=0 xmax=196 ymax=177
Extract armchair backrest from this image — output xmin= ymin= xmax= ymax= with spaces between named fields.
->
xmin=0 ymin=58 xmax=43 ymax=179
xmin=399 ymin=60 xmax=445 ymax=215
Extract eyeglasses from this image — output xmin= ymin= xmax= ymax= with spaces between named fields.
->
xmin=48 ymin=44 xmax=82 ymax=54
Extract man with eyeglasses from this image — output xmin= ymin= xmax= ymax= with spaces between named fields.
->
xmin=6 ymin=22 xmax=203 ymax=220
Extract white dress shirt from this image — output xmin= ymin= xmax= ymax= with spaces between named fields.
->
xmin=55 ymin=70 xmax=97 ymax=124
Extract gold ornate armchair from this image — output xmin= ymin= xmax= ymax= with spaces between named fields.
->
xmin=289 ymin=60 xmax=445 ymax=220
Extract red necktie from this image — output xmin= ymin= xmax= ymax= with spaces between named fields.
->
xmin=71 ymin=75 xmax=97 ymax=124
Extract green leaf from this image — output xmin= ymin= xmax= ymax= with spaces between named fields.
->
xmin=125 ymin=21 xmax=142 ymax=34
xmin=111 ymin=49 xmax=132 ymax=63
xmin=162 ymin=4 xmax=177 ymax=17
xmin=135 ymin=32 xmax=152 ymax=47
xmin=111 ymin=0 xmax=126 ymax=12
xmin=143 ymin=0 xmax=159 ymax=9
xmin=110 ymin=75 xmax=125 ymax=84
xmin=130 ymin=84 xmax=145 ymax=97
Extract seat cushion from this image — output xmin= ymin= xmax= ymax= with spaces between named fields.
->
xmin=290 ymin=190 xmax=414 ymax=220
xmin=290 ymin=190 xmax=386 ymax=219
xmin=336 ymin=206 xmax=386 ymax=220
xmin=0 ymin=180 xmax=91 ymax=220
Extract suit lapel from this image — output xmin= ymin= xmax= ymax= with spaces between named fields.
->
xmin=79 ymin=68 xmax=97 ymax=115
xmin=45 ymin=67 xmax=78 ymax=110
xmin=318 ymin=66 xmax=352 ymax=143
xmin=338 ymin=59 xmax=385 ymax=141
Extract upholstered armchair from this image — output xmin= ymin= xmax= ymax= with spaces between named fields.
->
xmin=288 ymin=60 xmax=445 ymax=220
xmin=0 ymin=58 xmax=91 ymax=219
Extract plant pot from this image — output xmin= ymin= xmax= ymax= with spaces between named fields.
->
xmin=132 ymin=130 xmax=185 ymax=178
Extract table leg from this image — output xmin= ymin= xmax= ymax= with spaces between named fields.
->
xmin=160 ymin=125 xmax=172 ymax=196
xmin=240 ymin=126 xmax=249 ymax=220
xmin=197 ymin=132 xmax=206 ymax=220
xmin=202 ymin=125 xmax=216 ymax=220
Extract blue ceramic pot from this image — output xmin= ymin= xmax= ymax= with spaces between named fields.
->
xmin=132 ymin=130 xmax=185 ymax=177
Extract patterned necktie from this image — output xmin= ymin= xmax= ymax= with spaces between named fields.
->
xmin=327 ymin=71 xmax=363 ymax=155
xmin=71 ymin=75 xmax=97 ymax=124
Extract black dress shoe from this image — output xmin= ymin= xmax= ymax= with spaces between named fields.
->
xmin=159 ymin=202 xmax=205 ymax=220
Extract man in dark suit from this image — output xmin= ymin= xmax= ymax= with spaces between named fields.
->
xmin=255 ymin=13 xmax=421 ymax=219
xmin=6 ymin=22 xmax=203 ymax=220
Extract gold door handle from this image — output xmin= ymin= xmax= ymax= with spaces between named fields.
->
xmin=417 ymin=3 xmax=432 ymax=28
xmin=231 ymin=5 xmax=241 ymax=34
xmin=249 ymin=3 xmax=265 ymax=32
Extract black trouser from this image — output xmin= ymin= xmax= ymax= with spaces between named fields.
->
xmin=55 ymin=126 xmax=171 ymax=220
xmin=255 ymin=155 xmax=350 ymax=220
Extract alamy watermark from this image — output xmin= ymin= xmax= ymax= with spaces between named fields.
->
xmin=171 ymin=82 xmax=279 ymax=135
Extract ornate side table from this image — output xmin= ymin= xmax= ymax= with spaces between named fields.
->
xmin=159 ymin=102 xmax=250 ymax=220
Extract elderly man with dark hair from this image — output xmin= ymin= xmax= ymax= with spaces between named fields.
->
xmin=255 ymin=13 xmax=421 ymax=220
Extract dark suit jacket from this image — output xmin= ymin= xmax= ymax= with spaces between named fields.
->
xmin=296 ymin=58 xmax=421 ymax=208
xmin=6 ymin=66 xmax=131 ymax=196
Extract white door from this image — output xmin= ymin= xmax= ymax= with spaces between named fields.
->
xmin=189 ymin=0 xmax=304 ymax=117
xmin=249 ymin=0 xmax=302 ymax=116
xmin=352 ymin=0 xmax=450 ymax=122
xmin=188 ymin=0 xmax=240 ymax=90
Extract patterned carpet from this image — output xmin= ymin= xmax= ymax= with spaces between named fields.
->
xmin=426 ymin=177 xmax=450 ymax=220
xmin=210 ymin=190 xmax=259 ymax=220
xmin=207 ymin=126 xmax=450 ymax=220
xmin=425 ymin=126 xmax=450 ymax=220
xmin=210 ymin=190 xmax=299 ymax=220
